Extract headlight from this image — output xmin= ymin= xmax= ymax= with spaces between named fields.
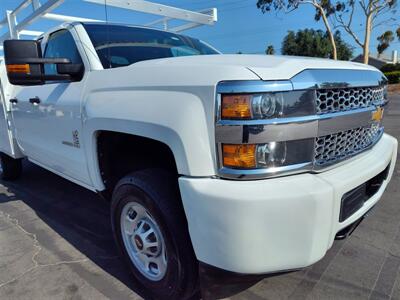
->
xmin=256 ymin=142 xmax=286 ymax=166
xmin=220 ymin=94 xmax=252 ymax=119
xmin=252 ymin=94 xmax=281 ymax=118
xmin=222 ymin=139 xmax=314 ymax=169
xmin=219 ymin=90 xmax=316 ymax=171
xmin=220 ymin=90 xmax=315 ymax=120
xmin=217 ymin=74 xmax=387 ymax=179
xmin=222 ymin=144 xmax=256 ymax=168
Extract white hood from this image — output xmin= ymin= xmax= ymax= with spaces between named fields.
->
xmin=137 ymin=54 xmax=378 ymax=81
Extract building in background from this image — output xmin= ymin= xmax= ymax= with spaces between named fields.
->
xmin=352 ymin=50 xmax=398 ymax=69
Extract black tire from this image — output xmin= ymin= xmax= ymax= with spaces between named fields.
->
xmin=111 ymin=169 xmax=198 ymax=300
xmin=0 ymin=153 xmax=22 ymax=181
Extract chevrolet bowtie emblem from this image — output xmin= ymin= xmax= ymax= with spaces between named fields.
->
xmin=372 ymin=107 xmax=384 ymax=122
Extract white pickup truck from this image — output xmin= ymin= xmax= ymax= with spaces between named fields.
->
xmin=0 ymin=22 xmax=397 ymax=299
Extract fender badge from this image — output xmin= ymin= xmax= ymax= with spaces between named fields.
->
xmin=62 ymin=130 xmax=80 ymax=148
xmin=372 ymin=107 xmax=384 ymax=122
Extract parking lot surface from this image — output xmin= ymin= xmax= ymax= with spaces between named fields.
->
xmin=0 ymin=95 xmax=399 ymax=300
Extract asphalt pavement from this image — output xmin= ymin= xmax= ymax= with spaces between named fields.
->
xmin=0 ymin=94 xmax=399 ymax=300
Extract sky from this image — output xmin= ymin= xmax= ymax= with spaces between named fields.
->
xmin=0 ymin=0 xmax=399 ymax=58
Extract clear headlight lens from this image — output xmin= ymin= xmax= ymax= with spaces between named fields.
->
xmin=221 ymin=90 xmax=315 ymax=120
xmin=256 ymin=142 xmax=287 ymax=167
xmin=251 ymin=94 xmax=281 ymax=118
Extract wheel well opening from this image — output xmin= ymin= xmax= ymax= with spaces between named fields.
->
xmin=97 ymin=131 xmax=178 ymax=198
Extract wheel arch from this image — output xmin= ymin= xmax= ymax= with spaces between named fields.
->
xmin=83 ymin=119 xmax=190 ymax=193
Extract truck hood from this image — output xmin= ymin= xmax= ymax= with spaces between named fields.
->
xmin=135 ymin=54 xmax=377 ymax=81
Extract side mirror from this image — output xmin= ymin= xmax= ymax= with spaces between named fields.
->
xmin=57 ymin=63 xmax=84 ymax=80
xmin=4 ymin=40 xmax=43 ymax=85
xmin=3 ymin=39 xmax=76 ymax=86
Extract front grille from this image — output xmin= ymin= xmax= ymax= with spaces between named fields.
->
xmin=316 ymin=86 xmax=385 ymax=114
xmin=314 ymin=124 xmax=382 ymax=166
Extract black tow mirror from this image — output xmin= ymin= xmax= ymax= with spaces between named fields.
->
xmin=3 ymin=39 xmax=76 ymax=86
xmin=4 ymin=40 xmax=43 ymax=85
xmin=57 ymin=63 xmax=84 ymax=80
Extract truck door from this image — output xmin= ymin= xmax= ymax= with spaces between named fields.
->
xmin=10 ymin=29 xmax=92 ymax=186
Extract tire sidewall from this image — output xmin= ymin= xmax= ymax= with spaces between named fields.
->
xmin=111 ymin=180 xmax=186 ymax=299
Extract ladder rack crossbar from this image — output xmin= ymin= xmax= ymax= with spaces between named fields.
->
xmin=43 ymin=13 xmax=102 ymax=23
xmin=145 ymin=8 xmax=217 ymax=31
xmin=0 ymin=0 xmax=217 ymax=47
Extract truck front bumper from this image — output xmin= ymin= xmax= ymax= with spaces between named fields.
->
xmin=179 ymin=133 xmax=398 ymax=274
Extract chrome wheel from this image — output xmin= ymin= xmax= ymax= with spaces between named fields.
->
xmin=120 ymin=201 xmax=167 ymax=281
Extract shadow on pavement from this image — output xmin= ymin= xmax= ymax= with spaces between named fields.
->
xmin=0 ymin=160 xmax=150 ymax=299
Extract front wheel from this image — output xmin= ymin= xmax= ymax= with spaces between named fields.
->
xmin=111 ymin=169 xmax=198 ymax=299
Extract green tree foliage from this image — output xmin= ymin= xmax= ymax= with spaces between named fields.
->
xmin=281 ymin=29 xmax=353 ymax=60
xmin=381 ymin=63 xmax=400 ymax=72
xmin=257 ymin=0 xmax=397 ymax=63
xmin=384 ymin=71 xmax=400 ymax=84
xmin=265 ymin=45 xmax=275 ymax=55
xmin=332 ymin=0 xmax=397 ymax=64
xmin=257 ymin=0 xmax=338 ymax=59
xmin=377 ymin=31 xmax=394 ymax=57
xmin=375 ymin=27 xmax=400 ymax=56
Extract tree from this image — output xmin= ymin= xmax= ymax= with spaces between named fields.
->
xmin=335 ymin=31 xmax=354 ymax=60
xmin=375 ymin=26 xmax=400 ymax=54
xmin=282 ymin=31 xmax=297 ymax=54
xmin=281 ymin=29 xmax=353 ymax=60
xmin=333 ymin=0 xmax=397 ymax=64
xmin=265 ymin=45 xmax=275 ymax=55
xmin=257 ymin=0 xmax=338 ymax=59
xmin=377 ymin=30 xmax=394 ymax=57
xmin=282 ymin=29 xmax=330 ymax=58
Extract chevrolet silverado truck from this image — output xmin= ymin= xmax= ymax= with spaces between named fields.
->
xmin=0 ymin=22 xmax=397 ymax=299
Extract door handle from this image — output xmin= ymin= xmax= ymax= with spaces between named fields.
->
xmin=29 ymin=97 xmax=41 ymax=104
xmin=10 ymin=98 xmax=18 ymax=104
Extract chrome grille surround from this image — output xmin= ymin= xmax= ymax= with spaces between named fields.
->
xmin=314 ymin=123 xmax=383 ymax=166
xmin=316 ymin=86 xmax=385 ymax=114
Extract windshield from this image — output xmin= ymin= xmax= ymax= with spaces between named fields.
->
xmin=83 ymin=24 xmax=220 ymax=69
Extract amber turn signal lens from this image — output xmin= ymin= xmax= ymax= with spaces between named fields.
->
xmin=222 ymin=144 xmax=256 ymax=168
xmin=6 ymin=64 xmax=30 ymax=74
xmin=221 ymin=94 xmax=252 ymax=119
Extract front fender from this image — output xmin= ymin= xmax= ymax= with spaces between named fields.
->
xmin=83 ymin=89 xmax=215 ymax=190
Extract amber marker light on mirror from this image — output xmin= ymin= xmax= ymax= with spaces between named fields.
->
xmin=6 ymin=64 xmax=30 ymax=74
xmin=221 ymin=94 xmax=252 ymax=119
xmin=222 ymin=144 xmax=257 ymax=168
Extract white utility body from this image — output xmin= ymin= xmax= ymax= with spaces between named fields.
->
xmin=0 ymin=1 xmax=397 ymax=299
